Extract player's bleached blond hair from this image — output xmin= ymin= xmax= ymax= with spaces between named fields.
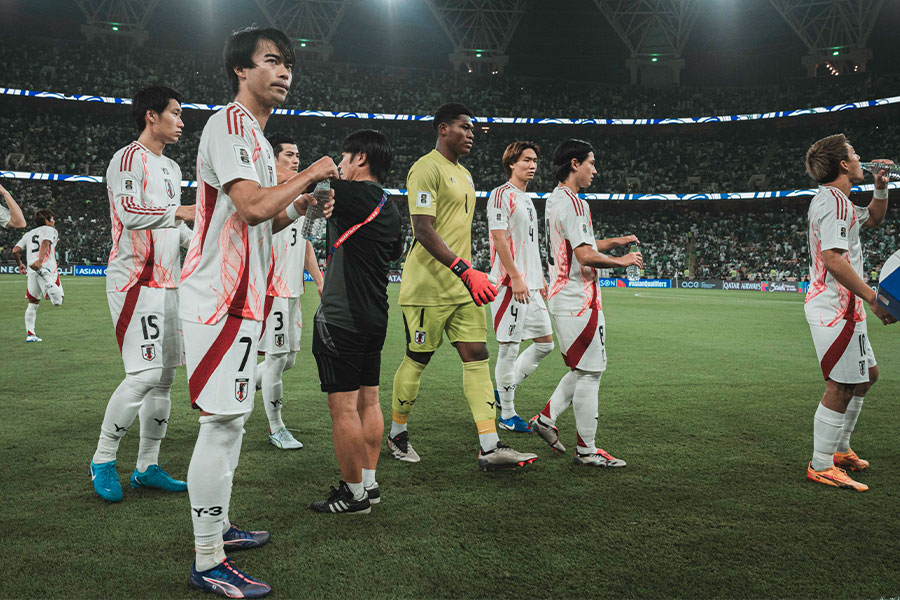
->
xmin=805 ymin=133 xmax=851 ymax=184
xmin=501 ymin=141 xmax=540 ymax=179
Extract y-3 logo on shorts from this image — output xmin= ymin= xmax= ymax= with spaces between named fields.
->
xmin=141 ymin=344 xmax=156 ymax=361
xmin=414 ymin=330 xmax=426 ymax=345
xmin=235 ymin=378 xmax=250 ymax=401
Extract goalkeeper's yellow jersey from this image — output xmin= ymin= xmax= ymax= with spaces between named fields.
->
xmin=399 ymin=149 xmax=476 ymax=306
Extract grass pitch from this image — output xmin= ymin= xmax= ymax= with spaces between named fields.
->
xmin=2 ymin=275 xmax=900 ymax=599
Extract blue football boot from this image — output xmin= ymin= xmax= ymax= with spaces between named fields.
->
xmin=91 ymin=460 xmax=123 ymax=502
xmin=189 ymin=558 xmax=271 ymax=598
xmin=223 ymin=523 xmax=270 ymax=550
xmin=130 ymin=464 xmax=187 ymax=492
xmin=498 ymin=414 xmax=532 ymax=433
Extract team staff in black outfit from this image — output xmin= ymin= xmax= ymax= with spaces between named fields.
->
xmin=310 ymin=129 xmax=404 ymax=514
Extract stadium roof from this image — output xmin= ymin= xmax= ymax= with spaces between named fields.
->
xmin=2 ymin=0 xmax=899 ymax=85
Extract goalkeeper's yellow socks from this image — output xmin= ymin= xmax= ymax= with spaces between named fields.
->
xmin=392 ymin=356 xmax=426 ymax=434
xmin=462 ymin=359 xmax=500 ymax=451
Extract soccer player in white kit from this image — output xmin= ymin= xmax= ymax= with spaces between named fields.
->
xmin=0 ymin=179 xmax=26 ymax=229
xmin=252 ymin=133 xmax=324 ymax=450
xmin=12 ymin=208 xmax=64 ymax=342
xmin=181 ymin=27 xmax=337 ymax=598
xmin=802 ymin=133 xmax=894 ymax=492
xmin=528 ymin=139 xmax=642 ymax=467
xmin=89 ymin=86 xmax=196 ymax=503
xmin=488 ymin=141 xmax=553 ymax=433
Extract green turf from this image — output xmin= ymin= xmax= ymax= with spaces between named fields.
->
xmin=2 ymin=275 xmax=900 ymax=599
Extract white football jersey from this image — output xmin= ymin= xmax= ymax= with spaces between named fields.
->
xmin=487 ymin=182 xmax=544 ymax=290
xmin=805 ymin=185 xmax=870 ymax=326
xmin=180 ymin=102 xmax=277 ymax=325
xmin=105 ymin=141 xmax=186 ymax=292
xmin=266 ymin=216 xmax=307 ymax=298
xmin=16 ymin=225 xmax=59 ymax=275
xmin=545 ymin=185 xmax=600 ymax=316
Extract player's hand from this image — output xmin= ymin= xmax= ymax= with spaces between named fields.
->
xmin=316 ymin=278 xmax=324 ymax=297
xmin=450 ymin=257 xmax=496 ymax=306
xmin=511 ymin=273 xmax=528 ymax=303
xmin=296 ymin=189 xmax=335 ymax=219
xmin=276 ymin=166 xmax=297 ymax=185
xmin=620 ymin=234 xmax=640 ymax=246
xmin=869 ymin=299 xmax=896 ymax=325
xmin=16 ymin=264 xmax=26 ymax=275
xmin=175 ymin=205 xmax=196 ymax=223
xmin=305 ymin=156 xmax=339 ymax=182
xmin=620 ymin=252 xmax=643 ymax=269
xmin=870 ymin=159 xmax=894 ymax=190
xmin=541 ymin=282 xmax=548 ymax=301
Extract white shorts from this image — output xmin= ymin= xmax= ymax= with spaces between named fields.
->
xmin=108 ymin=287 xmax=182 ymax=373
xmin=26 ymin=270 xmax=63 ymax=303
xmin=183 ymin=316 xmax=261 ymax=415
xmin=491 ymin=287 xmax=553 ymax=343
xmin=552 ymin=309 xmax=607 ymax=372
xmin=810 ymin=320 xmax=876 ymax=384
xmin=259 ymin=295 xmax=301 ymax=354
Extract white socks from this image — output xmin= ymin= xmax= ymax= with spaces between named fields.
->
xmin=346 ymin=481 xmax=366 ymax=501
xmin=542 ymin=370 xmax=578 ymax=424
xmin=93 ymin=368 xmax=165 ymax=464
xmin=136 ymin=367 xmax=175 ymax=471
xmin=837 ymin=396 xmax=863 ymax=453
xmin=189 ymin=413 xmax=245 ymax=571
xmin=260 ymin=353 xmax=289 ymax=432
xmin=479 ymin=432 xmax=501 ymax=453
xmin=389 ymin=421 xmax=407 ymax=438
xmin=496 ymin=341 xmax=554 ymax=419
xmin=812 ymin=403 xmax=845 ymax=470
xmin=495 ymin=343 xmax=520 ymax=419
xmin=572 ymin=370 xmax=602 ymax=454
xmin=25 ymin=303 xmax=37 ymax=335
xmin=362 ymin=468 xmax=376 ymax=488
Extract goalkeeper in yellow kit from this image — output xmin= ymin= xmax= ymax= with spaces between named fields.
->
xmin=389 ymin=102 xmax=538 ymax=471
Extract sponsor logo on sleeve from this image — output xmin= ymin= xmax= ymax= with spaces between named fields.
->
xmin=234 ymin=146 xmax=252 ymax=167
xmin=839 ymin=225 xmax=847 ymax=239
xmin=123 ymin=179 xmax=134 ymax=192
xmin=416 ymin=192 xmax=432 ymax=208
xmin=582 ymin=222 xmax=588 ymax=234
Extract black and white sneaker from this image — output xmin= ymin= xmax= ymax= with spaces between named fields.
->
xmin=365 ymin=483 xmax=380 ymax=505
xmin=310 ymin=481 xmax=371 ymax=514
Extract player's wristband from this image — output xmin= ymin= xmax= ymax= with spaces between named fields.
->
xmin=874 ymin=187 xmax=889 ymax=200
xmin=286 ymin=201 xmax=302 ymax=221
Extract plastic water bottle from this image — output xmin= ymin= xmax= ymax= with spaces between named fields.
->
xmin=861 ymin=162 xmax=900 ymax=181
xmin=300 ymin=180 xmax=329 ymax=241
xmin=625 ymin=243 xmax=641 ymax=282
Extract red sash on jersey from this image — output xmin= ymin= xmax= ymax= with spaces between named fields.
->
xmin=326 ymin=191 xmax=388 ymax=265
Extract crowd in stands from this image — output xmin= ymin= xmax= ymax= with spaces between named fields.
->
xmin=2 ymin=179 xmax=896 ymax=285
xmin=5 ymin=99 xmax=899 ymax=195
xmin=3 ymin=36 xmax=900 ymax=120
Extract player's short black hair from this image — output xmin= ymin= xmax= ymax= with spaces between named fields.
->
xmin=341 ymin=129 xmax=392 ymax=184
xmin=553 ymin=139 xmax=594 ymax=183
xmin=224 ymin=26 xmax=295 ymax=95
xmin=266 ymin=133 xmax=296 ymax=159
xmin=433 ymin=102 xmax=473 ymax=132
xmin=33 ymin=208 xmax=54 ymax=228
xmin=131 ymin=85 xmax=182 ymax=132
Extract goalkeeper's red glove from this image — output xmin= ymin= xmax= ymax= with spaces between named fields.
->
xmin=450 ymin=257 xmax=496 ymax=306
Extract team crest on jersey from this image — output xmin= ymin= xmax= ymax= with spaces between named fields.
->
xmin=416 ymin=192 xmax=432 ymax=208
xmin=235 ymin=378 xmax=250 ymax=401
xmin=165 ymin=179 xmax=175 ymax=199
xmin=275 ymin=333 xmax=285 ymax=347
xmin=527 ymin=207 xmax=534 ymax=221
xmin=123 ymin=179 xmax=134 ymax=192
xmin=234 ymin=145 xmax=252 ymax=166
xmin=414 ymin=330 xmax=426 ymax=345
xmin=141 ymin=344 xmax=156 ymax=361
xmin=839 ymin=225 xmax=847 ymax=239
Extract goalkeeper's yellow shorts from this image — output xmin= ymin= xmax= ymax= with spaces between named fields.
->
xmin=401 ymin=302 xmax=486 ymax=353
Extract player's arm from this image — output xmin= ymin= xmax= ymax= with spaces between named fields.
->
xmin=595 ymin=234 xmax=639 ymax=253
xmin=573 ymin=243 xmax=642 ymax=270
xmin=490 ymin=229 xmax=528 ymax=303
xmin=823 ymin=249 xmax=894 ymax=324
xmin=12 ymin=244 xmax=26 ymax=274
xmin=225 ymin=156 xmax=337 ymax=229
xmin=304 ymin=239 xmax=323 ymax=296
xmin=30 ymin=239 xmax=51 ymax=271
xmin=0 ymin=181 xmax=26 ymax=228
xmin=863 ymin=160 xmax=892 ymax=228
xmin=178 ymin=222 xmax=194 ymax=249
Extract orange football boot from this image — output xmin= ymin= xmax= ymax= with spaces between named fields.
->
xmin=833 ymin=448 xmax=869 ymax=472
xmin=806 ymin=462 xmax=868 ymax=492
